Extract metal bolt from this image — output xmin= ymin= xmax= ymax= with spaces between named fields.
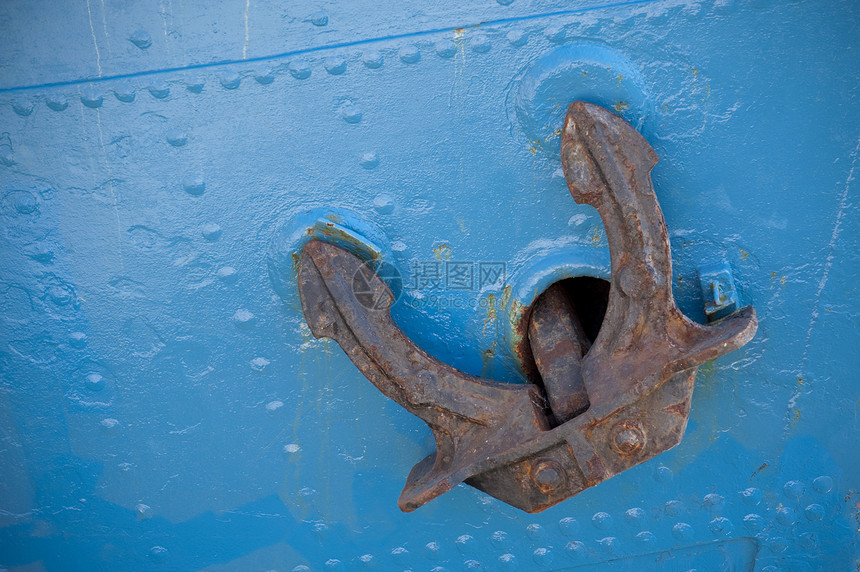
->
xmin=612 ymin=421 xmax=645 ymax=455
xmin=531 ymin=459 xmax=566 ymax=493
xmin=697 ymin=260 xmax=739 ymax=321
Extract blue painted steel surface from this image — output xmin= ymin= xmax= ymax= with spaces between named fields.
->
xmin=0 ymin=0 xmax=858 ymax=570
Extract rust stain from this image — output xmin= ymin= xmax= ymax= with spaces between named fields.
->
xmin=482 ymin=346 xmax=494 ymax=367
xmin=544 ymin=128 xmax=563 ymax=143
xmin=509 ymin=297 xmax=526 ymax=327
xmin=500 ymin=285 xmax=511 ymax=308
xmin=586 ymin=454 xmax=606 ymax=481
xmin=432 ymin=243 xmax=451 ymax=261
xmin=310 ymin=225 xmax=381 ymax=262
xmin=612 ymin=101 xmax=629 ymax=113
xmin=482 ymin=293 xmax=496 ymax=335
xmin=663 ymin=401 xmax=689 ymax=416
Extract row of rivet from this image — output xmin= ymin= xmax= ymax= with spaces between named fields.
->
xmin=285 ymin=473 xmax=836 ymax=567
xmin=133 ymin=470 xmax=837 ymax=566
xmin=3 ymin=26 xmax=551 ymax=117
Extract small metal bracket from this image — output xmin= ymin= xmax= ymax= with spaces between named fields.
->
xmin=296 ymin=102 xmax=757 ymax=512
xmin=698 ymin=260 xmax=740 ymax=321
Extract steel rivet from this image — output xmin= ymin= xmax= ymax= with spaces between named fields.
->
xmin=219 ymin=71 xmax=241 ymax=90
xmin=233 ymin=309 xmax=256 ymax=329
xmin=85 ymin=372 xmax=105 ymax=391
xmin=289 ymin=60 xmax=311 ymax=80
xmin=201 ymin=223 xmax=222 ymax=241
xmin=362 ymin=51 xmax=383 ymax=69
xmin=813 ymin=475 xmax=833 ymax=493
xmin=46 ymin=94 xmax=69 ymax=111
xmin=81 ymin=90 xmax=103 ymax=108
xmin=399 ymin=46 xmax=421 ymax=64
xmin=255 ymin=69 xmax=274 ymax=84
xmin=129 ymin=29 xmax=152 ymax=49
xmin=531 ymin=459 xmax=566 ymax=493
xmin=324 ymin=57 xmax=347 ymax=75
xmin=148 ymin=80 xmax=170 ymax=99
xmin=612 ymin=421 xmax=645 ymax=454
xmin=506 ymin=30 xmax=527 ymax=47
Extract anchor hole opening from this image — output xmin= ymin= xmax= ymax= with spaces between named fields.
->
xmin=556 ymin=276 xmax=610 ymax=345
xmin=523 ymin=276 xmax=610 ymax=427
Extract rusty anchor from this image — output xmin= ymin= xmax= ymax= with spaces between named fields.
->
xmin=296 ymin=101 xmax=757 ymax=512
